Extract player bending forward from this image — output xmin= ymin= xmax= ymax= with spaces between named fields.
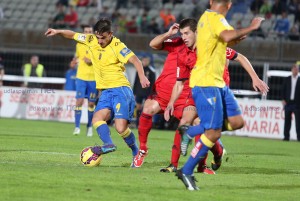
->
xmin=45 ymin=18 xmax=150 ymax=166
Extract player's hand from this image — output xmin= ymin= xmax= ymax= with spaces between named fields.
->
xmin=139 ymin=75 xmax=150 ymax=88
xmin=45 ymin=28 xmax=58 ymax=37
xmin=83 ymin=57 xmax=92 ymax=65
xmin=250 ymin=17 xmax=265 ymax=30
xmin=164 ymin=103 xmax=174 ymax=121
xmin=252 ymin=78 xmax=269 ymax=95
xmin=167 ymin=23 xmax=179 ymax=36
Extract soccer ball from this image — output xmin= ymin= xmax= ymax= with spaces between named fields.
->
xmin=80 ymin=146 xmax=102 ymax=167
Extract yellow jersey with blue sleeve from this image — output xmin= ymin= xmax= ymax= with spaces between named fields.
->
xmin=73 ymin=33 xmax=134 ymax=90
xmin=190 ymin=9 xmax=234 ymax=88
xmin=75 ymin=42 xmax=95 ymax=81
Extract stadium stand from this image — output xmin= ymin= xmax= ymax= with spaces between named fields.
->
xmin=0 ymin=0 xmax=299 ymax=100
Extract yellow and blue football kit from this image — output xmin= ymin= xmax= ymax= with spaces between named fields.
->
xmin=73 ymin=33 xmax=135 ymax=120
xmin=75 ymin=42 xmax=97 ymax=101
xmin=73 ymin=33 xmax=138 ymax=156
xmin=182 ymin=10 xmax=238 ymax=176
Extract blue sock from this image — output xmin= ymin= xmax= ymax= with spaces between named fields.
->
xmin=182 ymin=135 xmax=214 ymax=175
xmin=87 ymin=109 xmax=94 ymax=127
xmin=187 ymin=124 xmax=205 ymax=138
xmin=94 ymin=121 xmax=113 ymax=144
xmin=75 ymin=107 xmax=82 ymax=128
xmin=124 ymin=132 xmax=139 ymax=156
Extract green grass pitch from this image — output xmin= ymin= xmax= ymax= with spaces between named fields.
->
xmin=0 ymin=118 xmax=300 ymax=201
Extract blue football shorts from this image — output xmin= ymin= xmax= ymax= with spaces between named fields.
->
xmin=192 ymin=86 xmax=242 ymax=130
xmin=222 ymin=87 xmax=242 ymax=118
xmin=95 ymin=86 xmax=135 ymax=121
xmin=75 ymin=78 xmax=98 ymax=102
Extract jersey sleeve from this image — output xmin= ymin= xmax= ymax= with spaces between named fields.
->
xmin=213 ymin=15 xmax=234 ymax=37
xmin=73 ymin=33 xmax=96 ymax=47
xmin=115 ymin=42 xmax=135 ymax=64
xmin=163 ymin=37 xmax=183 ymax=52
xmin=226 ymin=47 xmax=238 ymax=60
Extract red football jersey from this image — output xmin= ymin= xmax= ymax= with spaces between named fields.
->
xmin=154 ymin=37 xmax=185 ymax=96
xmin=176 ymin=47 xmax=238 ymax=87
xmin=176 ymin=46 xmax=197 ymax=96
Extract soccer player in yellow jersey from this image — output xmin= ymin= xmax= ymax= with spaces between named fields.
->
xmin=175 ymin=0 xmax=266 ymax=190
xmin=73 ymin=25 xmax=98 ymax=137
xmin=45 ymin=18 xmax=150 ymax=165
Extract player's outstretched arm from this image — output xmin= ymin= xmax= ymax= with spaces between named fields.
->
xmin=128 ymin=55 xmax=150 ymax=88
xmin=45 ymin=28 xmax=75 ymax=39
xmin=235 ymin=53 xmax=269 ymax=95
xmin=220 ymin=17 xmax=264 ymax=43
xmin=149 ymin=23 xmax=179 ymax=50
xmin=164 ymin=80 xmax=184 ymax=121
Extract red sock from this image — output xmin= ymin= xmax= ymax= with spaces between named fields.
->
xmin=197 ymin=153 xmax=208 ymax=171
xmin=138 ymin=113 xmax=153 ymax=151
xmin=210 ymin=140 xmax=223 ymax=157
xmin=171 ymin=130 xmax=181 ymax=168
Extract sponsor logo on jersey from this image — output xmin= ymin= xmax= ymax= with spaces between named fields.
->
xmin=77 ymin=34 xmax=86 ymax=41
xmin=120 ymin=48 xmax=132 ymax=57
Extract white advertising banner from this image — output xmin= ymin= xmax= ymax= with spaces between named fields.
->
xmin=0 ymin=87 xmax=298 ymax=140
xmin=233 ymin=99 xmax=297 ymax=140
xmin=0 ymin=86 xmax=88 ymax=123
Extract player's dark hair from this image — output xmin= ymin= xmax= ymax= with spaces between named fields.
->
xmin=179 ymin=18 xmax=197 ymax=32
xmin=93 ymin=18 xmax=112 ymax=34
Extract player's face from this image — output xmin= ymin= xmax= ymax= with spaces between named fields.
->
xmin=179 ymin=27 xmax=196 ymax=48
xmin=95 ymin=32 xmax=113 ymax=48
xmin=84 ymin=27 xmax=93 ymax=34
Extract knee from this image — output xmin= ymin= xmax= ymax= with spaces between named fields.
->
xmin=230 ymin=118 xmax=244 ymax=130
xmin=142 ymin=105 xmax=155 ymax=115
xmin=76 ymin=98 xmax=84 ymax=106
xmin=88 ymin=101 xmax=95 ymax=108
xmin=115 ymin=124 xmax=127 ymax=134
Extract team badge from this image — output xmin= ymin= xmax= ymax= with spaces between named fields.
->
xmin=120 ymin=48 xmax=132 ymax=57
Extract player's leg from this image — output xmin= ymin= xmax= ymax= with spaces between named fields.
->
xmin=86 ymin=81 xmax=98 ymax=137
xmin=91 ymin=107 xmax=117 ymax=155
xmin=177 ymin=87 xmax=223 ymax=190
xmin=134 ymin=98 xmax=162 ymax=167
xmin=161 ymin=105 xmax=197 ymax=173
xmin=111 ymin=87 xmax=139 ymax=163
xmin=73 ymin=78 xmax=86 ymax=135
xmin=91 ymin=89 xmax=116 ymax=154
xmin=135 ymin=95 xmax=144 ymax=128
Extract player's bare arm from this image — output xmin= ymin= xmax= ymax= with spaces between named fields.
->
xmin=45 ymin=28 xmax=75 ymax=39
xmin=164 ymin=80 xmax=185 ymax=121
xmin=128 ymin=55 xmax=150 ymax=88
xmin=235 ymin=53 xmax=269 ymax=95
xmin=220 ymin=17 xmax=264 ymax=43
xmin=149 ymin=23 xmax=179 ymax=50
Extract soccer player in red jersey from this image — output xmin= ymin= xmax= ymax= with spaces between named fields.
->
xmin=132 ymin=19 xmax=202 ymax=170
xmin=168 ymin=46 xmax=268 ymax=173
